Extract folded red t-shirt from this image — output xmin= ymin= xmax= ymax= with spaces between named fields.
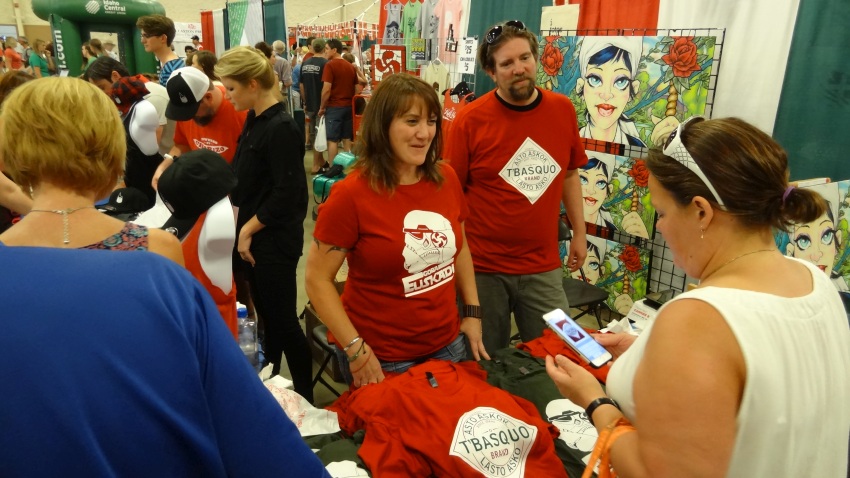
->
xmin=517 ymin=328 xmax=611 ymax=382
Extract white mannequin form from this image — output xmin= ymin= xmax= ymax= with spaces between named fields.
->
xmin=198 ymin=196 xmax=236 ymax=294
xmin=128 ymin=99 xmax=160 ymax=156
xmin=134 ymin=194 xmax=235 ymax=294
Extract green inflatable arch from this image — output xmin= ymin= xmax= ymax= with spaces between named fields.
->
xmin=32 ymin=0 xmax=165 ymax=75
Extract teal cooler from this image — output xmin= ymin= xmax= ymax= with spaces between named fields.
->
xmin=311 ymin=152 xmax=357 ymax=221
xmin=313 ymin=174 xmax=346 ymax=204
xmin=333 ymin=151 xmax=357 ymax=170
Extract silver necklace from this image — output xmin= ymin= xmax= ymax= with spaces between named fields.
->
xmin=701 ymin=248 xmax=776 ymax=282
xmin=28 ymin=206 xmax=95 ymax=245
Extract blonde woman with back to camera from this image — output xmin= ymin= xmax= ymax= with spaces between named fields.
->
xmin=214 ymin=46 xmax=313 ymax=402
xmin=546 ymin=116 xmax=850 ymax=477
xmin=0 ymin=78 xmax=183 ymax=263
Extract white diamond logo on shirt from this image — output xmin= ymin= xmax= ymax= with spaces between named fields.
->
xmin=450 ymin=407 xmax=538 ymax=477
xmin=498 ymin=137 xmax=561 ymax=205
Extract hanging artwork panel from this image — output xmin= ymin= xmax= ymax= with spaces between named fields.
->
xmin=578 ymin=152 xmax=655 ymax=239
xmin=538 ymin=34 xmax=719 ymax=153
xmin=371 ymin=44 xmax=406 ymax=88
xmin=561 ymin=235 xmax=651 ymax=315
xmin=775 ymin=180 xmax=850 ymax=291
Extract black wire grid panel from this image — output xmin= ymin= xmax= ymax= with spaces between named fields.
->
xmin=549 ymin=28 xmax=726 ymax=298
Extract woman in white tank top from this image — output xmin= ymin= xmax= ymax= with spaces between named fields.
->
xmin=545 ymin=116 xmax=850 ymax=477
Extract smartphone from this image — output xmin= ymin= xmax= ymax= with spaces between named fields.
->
xmin=543 ymin=309 xmax=613 ymax=368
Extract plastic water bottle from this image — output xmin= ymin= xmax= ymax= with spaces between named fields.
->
xmin=237 ymin=303 xmax=259 ymax=371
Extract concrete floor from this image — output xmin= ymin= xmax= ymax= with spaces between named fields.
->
xmin=295 ymin=149 xmax=348 ymax=407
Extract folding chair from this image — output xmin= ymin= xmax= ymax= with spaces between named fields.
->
xmin=311 ymin=324 xmax=341 ymax=397
xmin=560 ymin=219 xmax=610 ymax=328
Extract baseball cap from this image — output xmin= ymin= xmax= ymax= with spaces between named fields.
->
xmin=165 ymin=67 xmax=211 ymax=121
xmin=158 ymin=149 xmax=237 ymax=240
xmin=98 ymin=187 xmax=151 ymax=220
xmin=191 ymin=35 xmax=200 ymax=41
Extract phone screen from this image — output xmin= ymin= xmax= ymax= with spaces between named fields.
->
xmin=543 ymin=309 xmax=612 ymax=367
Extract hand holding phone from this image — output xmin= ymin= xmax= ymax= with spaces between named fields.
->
xmin=543 ymin=309 xmax=613 ymax=368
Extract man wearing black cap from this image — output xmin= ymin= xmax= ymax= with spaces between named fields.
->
xmin=158 ymin=149 xmax=239 ymax=337
xmin=152 ymin=66 xmax=247 ymax=190
xmin=191 ymin=35 xmax=203 ymax=50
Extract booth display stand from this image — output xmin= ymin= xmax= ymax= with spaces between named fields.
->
xmin=32 ymin=0 xmax=165 ymax=75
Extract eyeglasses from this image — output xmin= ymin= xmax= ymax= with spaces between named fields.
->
xmin=485 ymin=20 xmax=526 ymax=45
xmin=140 ymin=32 xmax=161 ymax=39
xmin=662 ymin=116 xmax=726 ymax=207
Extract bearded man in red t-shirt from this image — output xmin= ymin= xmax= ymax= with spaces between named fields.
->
xmin=444 ymin=21 xmax=588 ymax=353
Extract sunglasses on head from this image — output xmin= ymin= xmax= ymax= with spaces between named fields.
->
xmin=486 ymin=20 xmax=526 ymax=45
xmin=662 ymin=116 xmax=726 ymax=207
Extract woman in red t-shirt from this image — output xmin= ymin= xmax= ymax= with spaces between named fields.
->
xmin=4 ymin=37 xmax=23 ymax=71
xmin=306 ymin=73 xmax=489 ymax=388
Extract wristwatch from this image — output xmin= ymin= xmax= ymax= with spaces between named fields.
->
xmin=585 ymin=397 xmax=620 ymax=426
xmin=462 ymin=305 xmax=482 ymax=319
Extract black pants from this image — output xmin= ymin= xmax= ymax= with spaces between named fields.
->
xmin=242 ymin=245 xmax=312 ymax=403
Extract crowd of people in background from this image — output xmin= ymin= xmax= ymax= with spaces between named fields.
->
xmin=0 ymin=19 xmax=378 ymax=401
xmin=2 ymin=35 xmax=55 ymax=77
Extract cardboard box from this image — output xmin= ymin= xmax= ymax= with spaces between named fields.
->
xmin=304 ymin=280 xmax=347 ymax=383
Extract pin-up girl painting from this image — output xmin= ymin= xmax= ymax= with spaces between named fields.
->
xmin=579 ymin=152 xmax=653 ymax=238
xmin=580 ymin=155 xmax=617 ymax=230
xmin=570 ymin=234 xmax=607 ymax=286
xmin=539 ymin=35 xmax=717 ymax=149
xmin=564 ymin=234 xmax=649 ymax=315
xmin=783 ymin=182 xmax=848 ymax=291
xmin=576 ymin=37 xmax=645 ymax=147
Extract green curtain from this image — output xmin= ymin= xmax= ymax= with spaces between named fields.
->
xmin=773 ymin=0 xmax=850 ymax=181
xmin=466 ymin=0 xmax=552 ymax=96
xmin=263 ymin=0 xmax=286 ymax=46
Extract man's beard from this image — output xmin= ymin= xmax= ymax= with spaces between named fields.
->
xmin=193 ymin=111 xmax=214 ymax=126
xmin=507 ymin=75 xmax=536 ymax=102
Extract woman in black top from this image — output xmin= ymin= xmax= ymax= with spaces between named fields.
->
xmin=215 ymin=47 xmax=312 ymax=402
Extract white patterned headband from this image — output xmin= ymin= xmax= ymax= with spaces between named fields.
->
xmin=662 ymin=116 xmax=726 ymax=207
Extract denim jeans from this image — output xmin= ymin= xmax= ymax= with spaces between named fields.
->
xmin=334 ymin=333 xmax=468 ymax=386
